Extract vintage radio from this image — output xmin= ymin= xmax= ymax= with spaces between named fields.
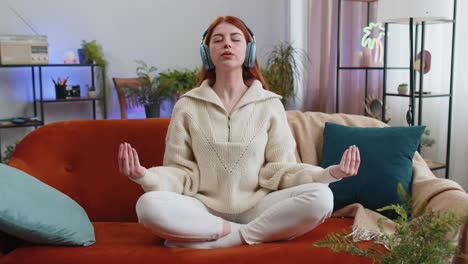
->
xmin=0 ymin=34 xmax=49 ymax=65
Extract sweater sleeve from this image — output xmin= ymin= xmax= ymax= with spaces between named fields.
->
xmin=258 ymin=100 xmax=339 ymax=191
xmin=131 ymin=101 xmax=199 ymax=195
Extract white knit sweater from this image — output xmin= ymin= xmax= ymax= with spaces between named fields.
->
xmin=132 ymin=80 xmax=338 ymax=214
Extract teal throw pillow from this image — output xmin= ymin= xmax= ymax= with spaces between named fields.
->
xmin=322 ymin=122 xmax=425 ymax=219
xmin=0 ymin=163 xmax=95 ymax=246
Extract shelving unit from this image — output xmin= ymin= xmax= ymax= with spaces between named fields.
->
xmin=336 ymin=0 xmax=457 ymax=179
xmin=381 ymin=4 xmax=456 ymax=179
xmin=0 ymin=63 xmax=106 ymax=162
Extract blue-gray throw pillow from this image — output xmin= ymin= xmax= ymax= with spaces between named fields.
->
xmin=322 ymin=122 xmax=425 ymax=219
xmin=0 ymin=163 xmax=95 ymax=246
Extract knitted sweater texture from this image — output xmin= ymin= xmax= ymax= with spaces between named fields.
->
xmin=133 ymin=80 xmax=338 ymax=214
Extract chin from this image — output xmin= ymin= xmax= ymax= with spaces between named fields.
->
xmin=215 ymin=62 xmax=243 ymax=71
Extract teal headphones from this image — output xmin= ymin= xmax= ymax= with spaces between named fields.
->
xmin=200 ymin=19 xmax=256 ymax=70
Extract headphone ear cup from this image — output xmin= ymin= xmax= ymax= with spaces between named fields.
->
xmin=244 ymin=42 xmax=256 ymax=68
xmin=200 ymin=45 xmax=214 ymax=70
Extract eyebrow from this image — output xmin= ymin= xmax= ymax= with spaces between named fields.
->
xmin=212 ymin=32 xmax=242 ymax=38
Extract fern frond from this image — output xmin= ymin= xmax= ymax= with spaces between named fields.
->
xmin=313 ymin=231 xmax=387 ymax=262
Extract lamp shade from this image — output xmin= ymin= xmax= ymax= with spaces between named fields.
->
xmin=376 ymin=0 xmax=453 ymax=23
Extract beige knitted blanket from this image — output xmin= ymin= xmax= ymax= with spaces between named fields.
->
xmin=286 ymin=111 xmax=468 ymax=263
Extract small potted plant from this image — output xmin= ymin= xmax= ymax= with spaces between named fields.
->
xmin=87 ymin=85 xmax=97 ymax=98
xmin=397 ymin=83 xmax=409 ymax=95
xmin=125 ymin=60 xmax=173 ymax=118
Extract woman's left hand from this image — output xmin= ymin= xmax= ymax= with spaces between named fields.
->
xmin=330 ymin=145 xmax=360 ymax=179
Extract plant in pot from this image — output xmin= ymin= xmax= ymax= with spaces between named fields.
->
xmin=261 ymin=42 xmax=308 ymax=107
xmin=397 ymin=83 xmax=409 ymax=95
xmin=87 ymin=85 xmax=97 ymax=98
xmin=126 ymin=60 xmax=173 ymax=118
xmin=80 ymin=40 xmax=111 ymax=118
xmin=157 ymin=68 xmax=200 ymax=102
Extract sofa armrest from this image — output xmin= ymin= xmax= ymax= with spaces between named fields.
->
xmin=411 ymin=153 xmax=468 ymax=263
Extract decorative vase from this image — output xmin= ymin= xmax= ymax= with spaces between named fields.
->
xmin=352 ymin=51 xmax=363 ymax=67
xmin=77 ymin=49 xmax=86 ymax=64
xmin=77 ymin=48 xmax=93 ymax=64
xmin=398 ymin=84 xmax=409 ymax=95
xmin=362 ymin=48 xmax=372 ymax=67
xmin=144 ymin=104 xmax=160 ymax=118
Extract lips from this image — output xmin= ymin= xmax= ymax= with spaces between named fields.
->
xmin=222 ymin=51 xmax=233 ymax=56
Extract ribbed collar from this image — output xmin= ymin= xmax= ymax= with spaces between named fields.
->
xmin=182 ymin=79 xmax=281 ymax=113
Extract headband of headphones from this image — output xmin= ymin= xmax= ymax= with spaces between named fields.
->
xmin=200 ymin=20 xmax=256 ymax=45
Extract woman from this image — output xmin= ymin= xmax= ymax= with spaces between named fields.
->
xmin=118 ymin=16 xmax=360 ymax=249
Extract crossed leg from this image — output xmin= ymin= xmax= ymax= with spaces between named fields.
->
xmin=136 ymin=183 xmax=333 ymax=249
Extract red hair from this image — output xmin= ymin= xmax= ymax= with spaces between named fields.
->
xmin=196 ymin=16 xmax=270 ymax=90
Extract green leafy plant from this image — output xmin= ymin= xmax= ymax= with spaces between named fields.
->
xmin=261 ymin=42 xmax=308 ymax=106
xmin=125 ymin=60 xmax=172 ymax=106
xmin=312 ymin=184 xmax=467 ymax=263
xmin=2 ymin=141 xmax=19 ymax=164
xmin=80 ymin=40 xmax=107 ymax=67
xmin=157 ymin=68 xmax=200 ymax=98
xmin=80 ymin=40 xmax=111 ymax=118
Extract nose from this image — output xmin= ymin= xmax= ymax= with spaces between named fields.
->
xmin=224 ymin=41 xmax=231 ymax=49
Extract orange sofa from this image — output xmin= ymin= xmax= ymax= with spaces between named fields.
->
xmin=2 ymin=111 xmax=465 ymax=263
xmin=0 ymin=113 xmax=374 ymax=264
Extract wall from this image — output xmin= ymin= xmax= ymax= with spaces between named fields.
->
xmin=0 ymin=0 xmax=288 ymax=155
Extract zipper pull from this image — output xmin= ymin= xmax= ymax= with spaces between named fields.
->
xmin=228 ymin=115 xmax=231 ymax=142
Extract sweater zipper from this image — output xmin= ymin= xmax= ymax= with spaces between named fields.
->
xmin=227 ymin=115 xmax=232 ymax=142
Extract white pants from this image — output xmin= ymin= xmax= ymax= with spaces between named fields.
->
xmin=136 ymin=183 xmax=333 ymax=245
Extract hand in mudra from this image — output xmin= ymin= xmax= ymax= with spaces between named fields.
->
xmin=118 ymin=142 xmax=146 ymax=180
xmin=330 ymin=145 xmax=360 ymax=179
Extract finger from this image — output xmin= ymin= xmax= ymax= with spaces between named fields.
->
xmin=131 ymin=148 xmax=138 ymax=173
xmin=352 ymin=146 xmax=359 ymax=174
xmin=122 ymin=143 xmax=130 ymax=175
xmin=340 ymin=149 xmax=349 ymax=167
xmin=132 ymin=148 xmax=140 ymax=167
xmin=353 ymin=146 xmax=361 ymax=175
xmin=118 ymin=144 xmax=124 ymax=172
xmin=126 ymin=143 xmax=134 ymax=174
xmin=344 ymin=146 xmax=353 ymax=175
xmin=133 ymin=148 xmax=144 ymax=177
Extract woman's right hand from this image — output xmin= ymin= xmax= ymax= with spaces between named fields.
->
xmin=118 ymin=142 xmax=146 ymax=180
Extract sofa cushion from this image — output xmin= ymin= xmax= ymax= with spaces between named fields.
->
xmin=0 ymin=164 xmax=95 ymax=246
xmin=322 ymin=123 xmax=425 ymax=218
xmin=0 ymin=219 xmax=372 ymax=264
